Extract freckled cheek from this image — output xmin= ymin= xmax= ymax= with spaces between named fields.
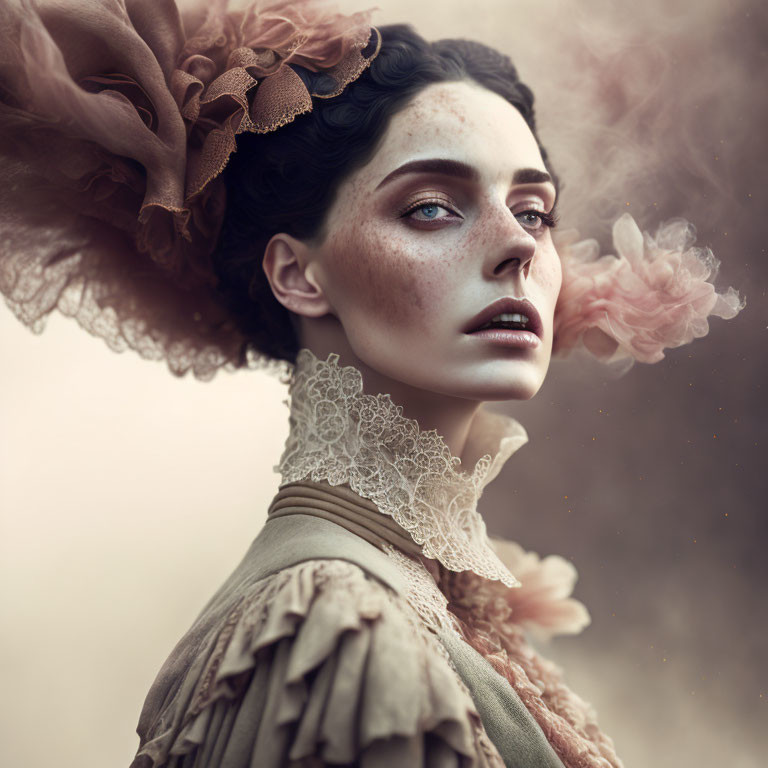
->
xmin=326 ymin=230 xmax=436 ymax=328
xmin=531 ymin=250 xmax=563 ymax=305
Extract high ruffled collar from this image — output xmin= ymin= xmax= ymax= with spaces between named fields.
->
xmin=275 ymin=348 xmax=530 ymax=586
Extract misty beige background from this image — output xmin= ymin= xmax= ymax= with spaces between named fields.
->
xmin=1 ymin=0 xmax=765 ymax=766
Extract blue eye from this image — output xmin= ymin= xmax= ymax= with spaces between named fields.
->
xmin=401 ymin=200 xmax=456 ymax=222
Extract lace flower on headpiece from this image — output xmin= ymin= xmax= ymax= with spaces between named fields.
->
xmin=552 ymin=212 xmax=746 ymax=370
xmin=0 ymin=0 xmax=380 ymax=379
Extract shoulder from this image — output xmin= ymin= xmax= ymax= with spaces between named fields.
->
xmin=131 ymin=557 xmax=498 ymax=768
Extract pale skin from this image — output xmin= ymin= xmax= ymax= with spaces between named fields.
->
xmin=263 ymin=80 xmax=562 ymax=469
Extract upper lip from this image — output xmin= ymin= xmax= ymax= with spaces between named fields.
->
xmin=463 ymin=296 xmax=543 ymax=337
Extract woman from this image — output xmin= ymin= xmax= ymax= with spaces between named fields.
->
xmin=0 ymin=1 xmax=744 ymax=766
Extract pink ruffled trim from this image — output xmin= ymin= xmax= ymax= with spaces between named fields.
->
xmin=552 ymin=213 xmax=746 ymax=367
xmin=444 ymin=562 xmax=622 ymax=768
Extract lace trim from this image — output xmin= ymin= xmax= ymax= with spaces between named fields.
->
xmin=382 ymin=544 xmax=459 ymax=635
xmin=276 ymin=348 xmax=526 ymax=586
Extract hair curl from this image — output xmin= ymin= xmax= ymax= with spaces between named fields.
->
xmin=214 ymin=23 xmax=557 ymax=365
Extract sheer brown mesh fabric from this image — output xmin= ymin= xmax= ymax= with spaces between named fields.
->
xmin=249 ymin=64 xmax=313 ymax=132
xmin=0 ymin=0 xmax=379 ymax=379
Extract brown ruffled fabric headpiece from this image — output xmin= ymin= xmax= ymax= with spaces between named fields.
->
xmin=0 ymin=0 xmax=380 ymax=379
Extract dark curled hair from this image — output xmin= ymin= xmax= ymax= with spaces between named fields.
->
xmin=214 ymin=23 xmax=557 ymax=365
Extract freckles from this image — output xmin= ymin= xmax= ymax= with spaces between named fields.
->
xmin=408 ymin=94 xmax=470 ymax=143
xmin=531 ymin=251 xmax=563 ymax=295
xmin=326 ymin=183 xmax=432 ymax=325
xmin=465 ymin=225 xmax=489 ymax=253
xmin=385 ymin=256 xmax=427 ymax=314
xmin=353 ymin=228 xmax=429 ymax=322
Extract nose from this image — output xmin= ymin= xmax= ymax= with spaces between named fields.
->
xmin=484 ymin=210 xmax=537 ymax=280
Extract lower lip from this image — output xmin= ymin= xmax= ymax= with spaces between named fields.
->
xmin=465 ymin=329 xmax=541 ymax=349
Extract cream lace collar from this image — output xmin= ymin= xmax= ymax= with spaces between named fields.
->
xmin=275 ymin=348 xmax=530 ymax=586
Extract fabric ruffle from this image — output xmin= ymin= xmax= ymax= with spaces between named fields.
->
xmin=131 ymin=558 xmax=501 ymax=768
xmin=0 ymin=0 xmax=379 ymax=379
xmin=552 ymin=213 xmax=746 ymax=370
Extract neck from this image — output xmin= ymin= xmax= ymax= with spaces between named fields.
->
xmin=278 ymin=343 xmax=528 ymax=585
xmin=301 ymin=332 xmax=482 ymax=465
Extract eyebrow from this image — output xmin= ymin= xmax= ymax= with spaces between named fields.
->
xmin=374 ymin=158 xmax=554 ymax=191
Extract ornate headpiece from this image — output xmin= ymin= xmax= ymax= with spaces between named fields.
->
xmin=0 ymin=0 xmax=744 ymax=379
xmin=0 ymin=0 xmax=380 ymax=379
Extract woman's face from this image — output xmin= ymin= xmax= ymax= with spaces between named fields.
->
xmin=306 ymin=79 xmax=562 ymax=402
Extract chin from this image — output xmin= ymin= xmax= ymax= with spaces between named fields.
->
xmin=431 ymin=365 xmax=547 ymax=402
xmin=455 ymin=359 xmax=549 ymax=402
xmin=473 ymin=379 xmax=543 ymax=402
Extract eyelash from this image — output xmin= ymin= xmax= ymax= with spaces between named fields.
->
xmin=399 ymin=200 xmax=560 ymax=230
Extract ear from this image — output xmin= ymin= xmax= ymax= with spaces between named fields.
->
xmin=262 ymin=233 xmax=334 ymax=318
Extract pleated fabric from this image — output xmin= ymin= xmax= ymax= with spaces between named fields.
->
xmin=131 ymin=550 xmax=503 ymax=768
